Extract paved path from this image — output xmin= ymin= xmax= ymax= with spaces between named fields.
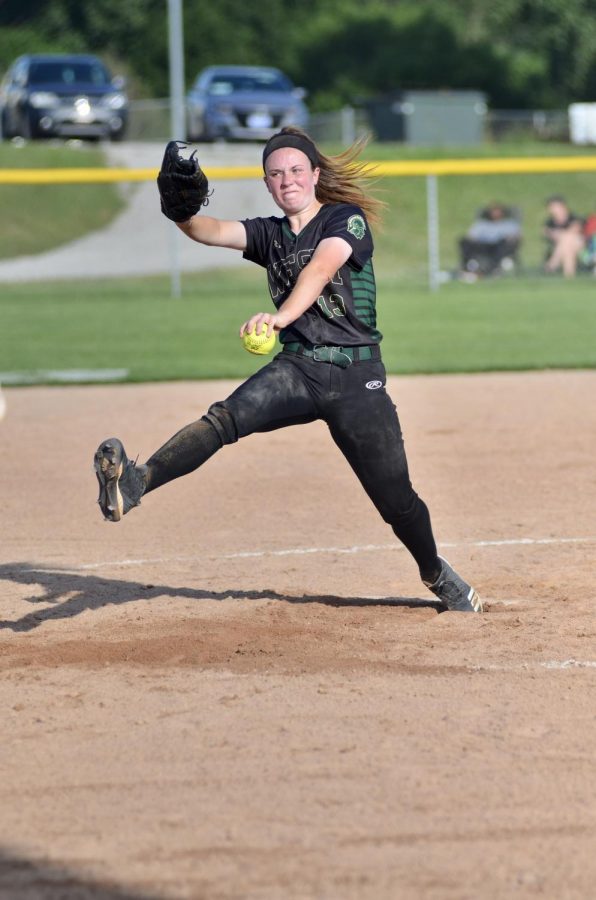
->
xmin=0 ymin=142 xmax=277 ymax=282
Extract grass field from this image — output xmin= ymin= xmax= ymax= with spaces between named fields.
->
xmin=0 ymin=141 xmax=124 ymax=258
xmin=1 ymin=268 xmax=595 ymax=382
xmin=1 ymin=139 xmax=595 ymax=383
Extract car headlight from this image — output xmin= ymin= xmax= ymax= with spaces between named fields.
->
xmin=29 ymin=91 xmax=60 ymax=109
xmin=101 ymin=93 xmax=127 ymax=110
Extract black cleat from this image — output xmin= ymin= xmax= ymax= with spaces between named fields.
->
xmin=424 ymin=557 xmax=483 ymax=613
xmin=94 ymin=438 xmax=147 ymax=522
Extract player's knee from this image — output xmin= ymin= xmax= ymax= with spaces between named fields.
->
xmin=382 ymin=490 xmax=420 ymax=525
xmin=202 ymin=402 xmax=239 ymax=446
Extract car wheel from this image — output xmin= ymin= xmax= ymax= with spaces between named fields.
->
xmin=186 ymin=111 xmax=211 ymax=142
xmin=0 ymin=108 xmax=12 ymax=140
xmin=201 ymin=123 xmax=217 ymax=143
xmin=18 ymin=110 xmax=34 ymax=140
xmin=185 ymin=125 xmax=203 ymax=142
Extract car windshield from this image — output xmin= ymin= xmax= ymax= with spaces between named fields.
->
xmin=207 ymin=72 xmax=291 ymax=96
xmin=28 ymin=61 xmax=111 ymax=86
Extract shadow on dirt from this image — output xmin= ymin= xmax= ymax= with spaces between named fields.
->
xmin=0 ymin=846 xmax=162 ymax=898
xmin=0 ymin=562 xmax=442 ymax=632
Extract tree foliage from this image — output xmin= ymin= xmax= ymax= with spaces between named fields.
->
xmin=1 ymin=0 xmax=595 ymax=109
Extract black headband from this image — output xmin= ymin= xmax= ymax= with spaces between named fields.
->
xmin=262 ymin=133 xmax=319 ymax=170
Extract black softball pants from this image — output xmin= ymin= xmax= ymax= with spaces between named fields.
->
xmin=145 ymin=352 xmax=440 ymax=581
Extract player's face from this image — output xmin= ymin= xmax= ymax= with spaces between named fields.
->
xmin=264 ymin=148 xmax=320 ymax=215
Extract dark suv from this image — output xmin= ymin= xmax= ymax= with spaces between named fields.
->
xmin=0 ymin=53 xmax=128 ymax=141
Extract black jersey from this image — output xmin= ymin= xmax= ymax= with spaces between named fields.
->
xmin=242 ymin=203 xmax=382 ymax=347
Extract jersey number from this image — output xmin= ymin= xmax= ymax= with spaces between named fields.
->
xmin=317 ymin=293 xmax=346 ymax=318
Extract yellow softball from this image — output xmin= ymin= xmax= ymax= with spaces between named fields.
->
xmin=242 ymin=324 xmax=276 ymax=356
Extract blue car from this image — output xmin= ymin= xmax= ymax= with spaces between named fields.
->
xmin=0 ymin=53 xmax=128 ymax=141
xmin=186 ymin=65 xmax=309 ymax=142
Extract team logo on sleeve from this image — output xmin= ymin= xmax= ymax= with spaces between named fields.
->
xmin=347 ymin=214 xmax=366 ymax=240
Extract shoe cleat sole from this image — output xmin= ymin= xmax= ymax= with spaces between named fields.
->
xmin=94 ymin=440 xmax=125 ymax=522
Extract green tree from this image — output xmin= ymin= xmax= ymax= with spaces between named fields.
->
xmin=2 ymin=0 xmax=596 ymax=109
xmin=443 ymin=0 xmax=596 ymax=106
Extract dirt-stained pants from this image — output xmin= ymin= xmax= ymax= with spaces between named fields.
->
xmin=146 ymin=352 xmax=439 ymax=581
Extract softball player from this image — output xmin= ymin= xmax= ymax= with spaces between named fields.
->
xmin=95 ymin=127 xmax=482 ymax=612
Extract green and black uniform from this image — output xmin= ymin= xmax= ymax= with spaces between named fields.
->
xmin=146 ymin=202 xmax=439 ymax=579
xmin=244 ymin=202 xmax=381 ymax=349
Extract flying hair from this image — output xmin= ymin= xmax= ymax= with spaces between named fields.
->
xmin=263 ymin=126 xmax=386 ymax=227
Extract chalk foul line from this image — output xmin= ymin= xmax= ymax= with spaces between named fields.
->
xmin=471 ymin=659 xmax=596 ymax=672
xmin=35 ymin=533 xmax=596 ymax=573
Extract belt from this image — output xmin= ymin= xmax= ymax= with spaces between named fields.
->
xmin=282 ymin=342 xmax=380 ymax=369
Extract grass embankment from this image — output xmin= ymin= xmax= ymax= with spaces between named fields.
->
xmin=2 ymin=139 xmax=595 ymax=274
xmin=357 ymin=142 xmax=596 ymax=280
xmin=0 ymin=142 xmax=125 ymax=258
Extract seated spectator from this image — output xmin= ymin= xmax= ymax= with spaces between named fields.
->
xmin=579 ymin=212 xmax=596 ymax=272
xmin=543 ymin=195 xmax=585 ymax=278
xmin=459 ymin=203 xmax=522 ymax=281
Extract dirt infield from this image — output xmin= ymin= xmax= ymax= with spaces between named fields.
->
xmin=1 ymin=370 xmax=595 ymax=900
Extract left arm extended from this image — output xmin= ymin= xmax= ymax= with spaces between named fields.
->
xmin=240 ymin=236 xmax=352 ymax=337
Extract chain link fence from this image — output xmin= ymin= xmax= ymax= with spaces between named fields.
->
xmin=121 ymin=101 xmax=576 ymax=146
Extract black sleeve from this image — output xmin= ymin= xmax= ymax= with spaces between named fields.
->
xmin=320 ymin=204 xmax=374 ymax=271
xmin=242 ymin=216 xmax=277 ymax=268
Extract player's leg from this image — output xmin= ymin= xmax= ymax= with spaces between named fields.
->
xmin=94 ymin=355 xmax=316 ymax=521
xmin=459 ymin=238 xmax=483 ymax=277
xmin=324 ymin=361 xmax=481 ymax=611
xmin=545 ymin=231 xmax=583 ymax=276
xmin=324 ymin=361 xmax=439 ymax=577
xmin=94 ymin=417 xmax=226 ymax=521
xmin=559 ymin=230 xmax=584 ymax=277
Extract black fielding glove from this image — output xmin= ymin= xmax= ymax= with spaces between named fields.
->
xmin=157 ymin=140 xmax=211 ymax=222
